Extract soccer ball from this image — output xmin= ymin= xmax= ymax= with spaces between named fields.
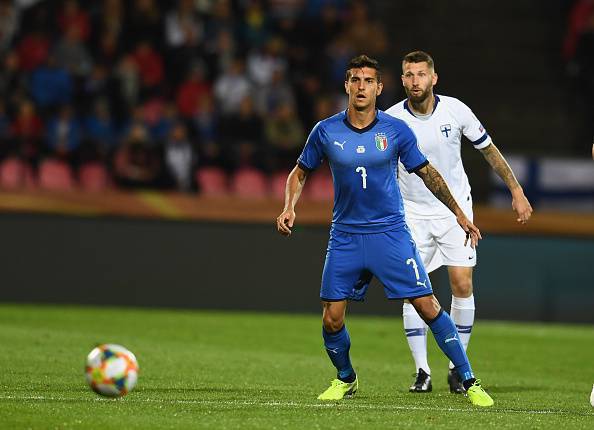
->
xmin=85 ymin=344 xmax=139 ymax=397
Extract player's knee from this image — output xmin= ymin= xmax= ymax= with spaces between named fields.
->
xmin=322 ymin=314 xmax=344 ymax=333
xmin=451 ymin=278 xmax=473 ymax=297
xmin=410 ymin=295 xmax=441 ymax=321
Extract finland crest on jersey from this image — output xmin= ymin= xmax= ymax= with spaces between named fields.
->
xmin=385 ymin=95 xmax=492 ymax=219
xmin=297 ymin=110 xmax=428 ymax=234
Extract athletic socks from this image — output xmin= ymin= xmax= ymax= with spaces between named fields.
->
xmin=403 ymin=302 xmax=430 ymax=375
xmin=449 ymin=294 xmax=475 ymax=369
xmin=427 ymin=309 xmax=474 ymax=382
xmin=322 ymin=325 xmax=355 ymax=382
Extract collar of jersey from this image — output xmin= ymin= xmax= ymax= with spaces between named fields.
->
xmin=404 ymin=94 xmax=440 ymax=118
xmin=342 ymin=109 xmax=379 ymax=134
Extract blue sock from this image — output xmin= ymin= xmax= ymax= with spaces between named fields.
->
xmin=322 ymin=325 xmax=355 ymax=382
xmin=428 ymin=310 xmax=474 ymax=382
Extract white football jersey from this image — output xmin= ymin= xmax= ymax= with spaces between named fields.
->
xmin=386 ymin=95 xmax=492 ymax=219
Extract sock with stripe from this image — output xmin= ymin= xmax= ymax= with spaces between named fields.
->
xmin=403 ymin=302 xmax=430 ymax=374
xmin=428 ymin=309 xmax=474 ymax=382
xmin=448 ymin=294 xmax=475 ymax=370
xmin=322 ymin=325 xmax=355 ymax=383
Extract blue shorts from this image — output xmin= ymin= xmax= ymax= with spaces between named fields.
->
xmin=320 ymin=226 xmax=433 ymax=301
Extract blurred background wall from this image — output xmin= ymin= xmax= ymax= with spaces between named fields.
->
xmin=0 ymin=0 xmax=592 ymax=322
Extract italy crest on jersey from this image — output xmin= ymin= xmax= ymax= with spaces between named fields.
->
xmin=375 ymin=132 xmax=388 ymax=151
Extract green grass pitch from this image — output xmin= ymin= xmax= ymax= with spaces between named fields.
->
xmin=0 ymin=304 xmax=593 ymax=429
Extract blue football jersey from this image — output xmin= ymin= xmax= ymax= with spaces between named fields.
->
xmin=298 ymin=110 xmax=428 ymax=233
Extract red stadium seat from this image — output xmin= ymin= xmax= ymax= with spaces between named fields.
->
xmin=79 ymin=162 xmax=112 ymax=192
xmin=0 ymin=157 xmax=35 ymax=190
xmin=270 ymin=171 xmax=287 ymax=200
xmin=38 ymin=158 xmax=75 ymax=191
xmin=306 ymin=168 xmax=333 ymax=201
xmin=196 ymin=166 xmax=228 ymax=196
xmin=230 ymin=167 xmax=268 ymax=198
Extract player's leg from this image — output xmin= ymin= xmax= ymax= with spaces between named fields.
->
xmin=317 ymin=230 xmax=362 ymax=400
xmin=434 ymin=213 xmax=477 ymax=393
xmin=400 ymin=219 xmax=440 ymax=391
xmin=318 ymin=302 xmax=359 ymax=401
xmin=403 ymin=299 xmax=431 ymax=392
xmin=369 ymin=229 xmax=492 ymax=406
xmin=409 ymin=294 xmax=493 ymax=406
xmin=447 ymin=266 xmax=474 ymax=393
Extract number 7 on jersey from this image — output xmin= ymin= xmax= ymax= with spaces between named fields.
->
xmin=356 ymin=166 xmax=367 ymax=189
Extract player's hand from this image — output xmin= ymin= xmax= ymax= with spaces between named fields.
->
xmin=276 ymin=209 xmax=296 ymax=236
xmin=457 ymin=215 xmax=482 ymax=248
xmin=511 ymin=189 xmax=533 ymax=224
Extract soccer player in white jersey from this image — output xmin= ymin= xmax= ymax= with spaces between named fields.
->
xmin=386 ymin=51 xmax=533 ymax=394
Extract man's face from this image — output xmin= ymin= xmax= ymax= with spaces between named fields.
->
xmin=401 ymin=61 xmax=437 ymax=103
xmin=345 ymin=67 xmax=383 ymax=111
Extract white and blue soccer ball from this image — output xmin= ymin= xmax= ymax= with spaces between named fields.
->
xmin=85 ymin=344 xmax=139 ymax=397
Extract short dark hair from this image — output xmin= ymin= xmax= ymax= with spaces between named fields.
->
xmin=345 ymin=54 xmax=381 ymax=82
xmin=402 ymin=51 xmax=435 ymax=72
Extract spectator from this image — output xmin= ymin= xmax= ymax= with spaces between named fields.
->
xmin=124 ymin=0 xmax=163 ymax=50
xmin=341 ymin=1 xmax=387 ymax=57
xmin=264 ymin=101 xmax=304 ymax=170
xmin=164 ymin=121 xmax=196 ymax=191
xmin=131 ymin=41 xmax=165 ymax=99
xmin=29 ymin=55 xmax=73 ymax=110
xmin=142 ymin=99 xmax=178 ymax=142
xmin=83 ymin=99 xmax=118 ymax=161
xmin=219 ymin=95 xmax=264 ymax=170
xmin=164 ymin=0 xmax=205 ymax=85
xmin=176 ymin=63 xmax=212 ymax=119
xmin=52 ymin=26 xmax=94 ymax=77
xmin=113 ymin=123 xmax=162 ymax=189
xmin=10 ymin=99 xmax=43 ymax=166
xmin=16 ymin=28 xmax=50 ymax=72
xmin=57 ymin=0 xmax=91 ymax=42
xmin=0 ymin=0 xmax=20 ymax=55
xmin=252 ymin=68 xmax=296 ymax=116
xmin=214 ymin=58 xmax=252 ymax=116
xmin=115 ymin=54 xmax=140 ymax=111
xmin=45 ymin=104 xmax=82 ymax=164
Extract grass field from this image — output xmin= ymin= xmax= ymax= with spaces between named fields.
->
xmin=0 ymin=304 xmax=593 ymax=429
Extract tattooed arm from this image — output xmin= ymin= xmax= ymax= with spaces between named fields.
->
xmin=415 ymin=163 xmax=482 ymax=247
xmin=479 ymin=142 xmax=532 ymax=224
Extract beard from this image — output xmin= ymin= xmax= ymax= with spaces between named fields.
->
xmin=405 ymin=87 xmax=431 ymax=104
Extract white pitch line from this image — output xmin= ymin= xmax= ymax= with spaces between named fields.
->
xmin=0 ymin=395 xmax=593 ymax=417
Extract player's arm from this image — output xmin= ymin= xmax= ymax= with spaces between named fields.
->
xmin=276 ymin=164 xmax=309 ymax=237
xmin=479 ymin=142 xmax=533 ymax=224
xmin=415 ymin=163 xmax=482 ymax=247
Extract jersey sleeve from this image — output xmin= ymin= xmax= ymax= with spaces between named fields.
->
xmin=397 ymin=121 xmax=429 ymax=173
xmin=297 ymin=121 xmax=325 ymax=171
xmin=456 ymin=100 xmax=492 ymax=149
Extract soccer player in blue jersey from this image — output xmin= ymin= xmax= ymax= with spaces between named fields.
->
xmin=276 ymin=55 xmax=493 ymax=407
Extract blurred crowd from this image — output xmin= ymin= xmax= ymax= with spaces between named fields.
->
xmin=0 ymin=0 xmax=392 ymax=194
xmin=563 ymin=0 xmax=594 ymax=146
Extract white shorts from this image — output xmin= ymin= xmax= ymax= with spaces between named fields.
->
xmin=406 ymin=212 xmax=477 ymax=273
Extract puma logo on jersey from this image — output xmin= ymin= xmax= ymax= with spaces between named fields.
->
xmin=333 ymin=141 xmax=345 ymax=150
xmin=416 ymin=280 xmax=428 ymax=288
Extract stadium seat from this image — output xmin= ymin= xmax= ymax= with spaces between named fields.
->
xmin=270 ymin=171 xmax=287 ymax=200
xmin=79 ymin=162 xmax=112 ymax=192
xmin=230 ymin=167 xmax=269 ymax=198
xmin=0 ymin=157 xmax=35 ymax=190
xmin=306 ymin=168 xmax=334 ymax=201
xmin=196 ymin=166 xmax=228 ymax=196
xmin=38 ymin=158 xmax=76 ymax=191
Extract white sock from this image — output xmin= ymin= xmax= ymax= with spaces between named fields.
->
xmin=403 ymin=302 xmax=430 ymax=374
xmin=448 ymin=294 xmax=475 ymax=369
